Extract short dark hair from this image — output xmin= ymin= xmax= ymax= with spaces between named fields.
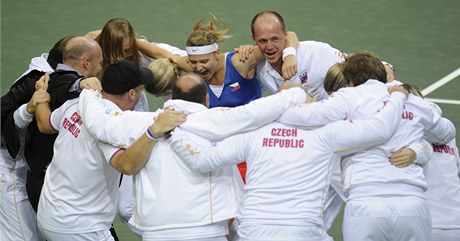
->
xmin=47 ymin=35 xmax=76 ymax=70
xmin=342 ymin=51 xmax=387 ymax=86
xmin=171 ymin=74 xmax=208 ymax=105
xmin=251 ymin=11 xmax=286 ymax=37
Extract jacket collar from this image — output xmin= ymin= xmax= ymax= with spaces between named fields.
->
xmin=164 ymin=99 xmax=207 ymax=114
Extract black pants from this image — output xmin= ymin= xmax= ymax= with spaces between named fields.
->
xmin=26 ymin=171 xmax=44 ymax=212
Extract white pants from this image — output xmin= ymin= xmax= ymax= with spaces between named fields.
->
xmin=38 ymin=222 xmax=114 ymax=241
xmin=117 ymin=175 xmax=142 ymax=237
xmin=432 ymin=228 xmax=460 ymax=241
xmin=142 ymin=233 xmax=227 ymax=241
xmin=323 ymin=157 xmax=345 ymax=231
xmin=142 ymin=221 xmax=229 ymax=241
xmin=343 ymin=196 xmax=431 ymax=241
xmin=238 ymin=223 xmax=333 ymax=241
xmin=322 ymin=187 xmax=344 ymax=231
xmin=0 ymin=170 xmax=43 ymax=241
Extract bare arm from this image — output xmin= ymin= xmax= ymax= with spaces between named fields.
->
xmin=232 ymin=31 xmax=299 ymax=80
xmin=282 ymin=31 xmax=299 ymax=80
xmin=35 ymin=93 xmax=55 ymax=134
xmin=84 ymin=29 xmax=102 ymax=40
xmin=390 ymin=140 xmax=433 ymax=168
xmin=136 ymin=39 xmax=192 ymax=72
xmin=33 ymin=74 xmax=55 ymax=134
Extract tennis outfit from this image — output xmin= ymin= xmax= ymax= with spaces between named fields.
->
xmin=209 ymin=52 xmax=263 ymax=184
xmin=169 ymin=92 xmax=406 ymax=241
xmin=36 ymin=99 xmax=121 ymax=241
xmin=278 ymin=79 xmax=456 ymax=241
xmin=424 ymin=138 xmax=460 ymax=241
xmin=208 ymin=52 xmax=261 ymax=108
xmin=77 ymin=88 xmax=306 ymax=240
xmin=257 ymin=41 xmax=344 ymax=99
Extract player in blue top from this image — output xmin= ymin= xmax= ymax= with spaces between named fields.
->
xmin=185 ymin=14 xmax=298 ymax=108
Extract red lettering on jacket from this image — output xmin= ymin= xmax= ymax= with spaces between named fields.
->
xmin=432 ymin=143 xmax=455 ymax=155
xmin=262 ymin=138 xmax=304 ymax=148
xmin=402 ymin=111 xmax=413 ymax=120
xmin=61 ymin=112 xmax=83 ymax=138
xmin=270 ymin=128 xmax=298 ymax=137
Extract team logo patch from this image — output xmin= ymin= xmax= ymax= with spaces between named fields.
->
xmin=104 ymin=108 xmax=122 ymax=116
xmin=299 ymin=70 xmax=308 ymax=84
xmin=230 ymin=82 xmax=241 ymax=92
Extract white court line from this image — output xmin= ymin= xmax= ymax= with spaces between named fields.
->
xmin=424 ymin=98 xmax=460 ymax=105
xmin=421 ymin=67 xmax=460 ymax=96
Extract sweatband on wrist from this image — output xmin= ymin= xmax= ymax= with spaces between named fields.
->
xmin=146 ymin=128 xmax=159 ymax=141
xmin=282 ymin=47 xmax=297 ymax=61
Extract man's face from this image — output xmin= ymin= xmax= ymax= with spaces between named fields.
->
xmin=86 ymin=46 xmax=103 ymax=78
xmin=187 ymin=52 xmax=219 ymax=81
xmin=130 ymin=85 xmax=144 ymax=110
xmin=252 ymin=17 xmax=287 ymax=65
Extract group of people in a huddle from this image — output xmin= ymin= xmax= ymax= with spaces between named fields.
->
xmin=1 ymin=10 xmax=459 ymax=241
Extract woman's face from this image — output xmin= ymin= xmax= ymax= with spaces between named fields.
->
xmin=122 ymin=38 xmax=132 ymax=57
xmin=187 ymin=52 xmax=219 ymax=81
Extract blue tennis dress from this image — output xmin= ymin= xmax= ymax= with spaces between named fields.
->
xmin=208 ymin=52 xmax=262 ymax=108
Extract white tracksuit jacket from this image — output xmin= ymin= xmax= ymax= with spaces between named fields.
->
xmin=77 ymin=88 xmax=306 ymax=231
xmin=278 ymin=79 xmax=456 ymax=199
xmin=424 ymin=138 xmax=460 ymax=230
xmin=256 ymin=40 xmax=344 ymax=100
xmin=169 ymin=92 xmax=406 ymax=240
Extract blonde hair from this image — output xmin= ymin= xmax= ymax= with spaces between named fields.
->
xmin=186 ymin=13 xmax=231 ymax=47
xmin=323 ymin=62 xmax=347 ymax=94
xmin=145 ymin=58 xmax=180 ymax=96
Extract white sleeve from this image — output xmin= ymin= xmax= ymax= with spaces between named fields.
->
xmin=453 ymin=139 xmax=460 ymax=174
xmin=156 ymin=43 xmax=187 ymax=57
xmin=169 ymin=127 xmax=248 ymax=173
xmin=181 ymin=87 xmax=306 ymax=140
xmin=420 ymin=98 xmax=456 ymax=144
xmin=409 ymin=140 xmax=434 ymax=166
xmin=48 ymin=101 xmax=73 ymax=132
xmin=325 ymin=92 xmax=406 ymax=155
xmin=13 ymin=104 xmax=34 ymax=129
xmin=424 ymin=115 xmax=456 ymax=144
xmin=97 ymin=141 xmax=123 ymax=164
xmin=457 ymin=148 xmax=460 ymax=175
xmin=277 ymin=89 xmax=350 ymax=127
xmin=78 ymin=89 xmax=157 ymax=147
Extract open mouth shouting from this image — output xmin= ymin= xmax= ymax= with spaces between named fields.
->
xmin=265 ymin=50 xmax=279 ymax=62
xmin=194 ymin=69 xmax=211 ymax=79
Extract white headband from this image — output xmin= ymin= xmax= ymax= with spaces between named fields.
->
xmin=186 ymin=43 xmax=219 ymax=55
